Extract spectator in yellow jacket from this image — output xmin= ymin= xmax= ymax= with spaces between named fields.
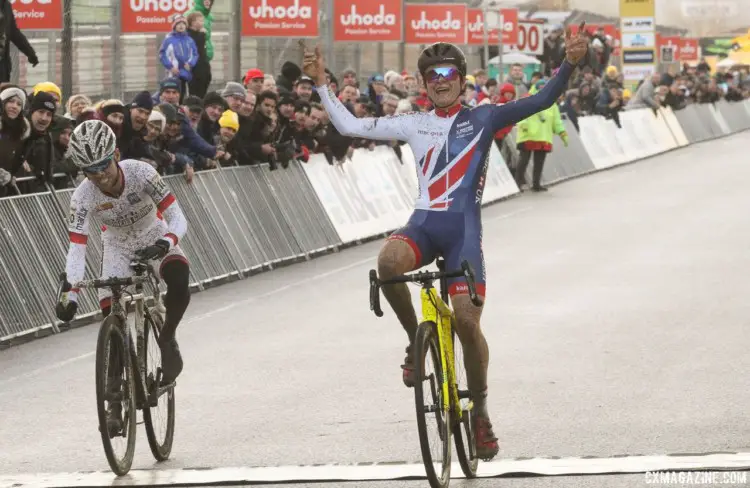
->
xmin=514 ymin=79 xmax=568 ymax=192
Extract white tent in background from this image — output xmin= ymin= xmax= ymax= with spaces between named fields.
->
xmin=488 ymin=52 xmax=542 ymax=66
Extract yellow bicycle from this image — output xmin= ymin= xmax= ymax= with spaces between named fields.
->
xmin=369 ymin=258 xmax=483 ymax=488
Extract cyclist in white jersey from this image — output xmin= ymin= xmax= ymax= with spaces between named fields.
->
xmin=55 ymin=120 xmax=191 ymax=434
xmin=302 ymin=25 xmax=589 ymax=460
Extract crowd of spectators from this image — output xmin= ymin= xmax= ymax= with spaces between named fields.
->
xmin=1 ymin=16 xmax=750 ymax=198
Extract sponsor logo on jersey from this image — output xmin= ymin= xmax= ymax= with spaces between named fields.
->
xmin=126 ymin=192 xmax=142 ymax=205
xmin=70 ymin=207 xmax=88 ymax=232
xmin=107 ymin=203 xmax=153 ymax=228
xmin=96 ymin=202 xmax=114 ymax=211
xmin=147 ymin=174 xmax=168 ymax=198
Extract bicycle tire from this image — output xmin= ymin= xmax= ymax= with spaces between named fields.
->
xmin=95 ymin=314 xmax=137 ymax=476
xmin=451 ymin=330 xmax=478 ymax=478
xmin=143 ymin=308 xmax=176 ymax=461
xmin=413 ymin=321 xmax=452 ymax=488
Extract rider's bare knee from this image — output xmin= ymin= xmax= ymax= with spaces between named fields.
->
xmin=452 ymin=294 xmax=483 ymax=342
xmin=377 ymin=240 xmax=416 ymax=279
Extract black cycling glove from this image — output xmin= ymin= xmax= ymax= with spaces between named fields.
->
xmin=135 ymin=238 xmax=171 ymax=261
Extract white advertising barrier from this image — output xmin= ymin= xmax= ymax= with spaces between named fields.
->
xmin=301 ymin=142 xmax=520 ymax=245
xmin=658 ymin=107 xmax=690 ymax=148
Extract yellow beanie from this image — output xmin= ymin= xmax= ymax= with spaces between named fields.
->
xmin=606 ymin=66 xmax=618 ymax=77
xmin=465 ymin=74 xmax=476 ymax=85
xmin=623 ymin=88 xmax=632 ymax=98
xmin=33 ymin=81 xmax=62 ymax=100
xmin=219 ymin=110 xmax=239 ymax=131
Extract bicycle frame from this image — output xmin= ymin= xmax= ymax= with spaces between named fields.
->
xmin=65 ymin=262 xmax=169 ymax=408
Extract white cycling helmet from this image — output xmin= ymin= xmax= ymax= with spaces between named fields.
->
xmin=68 ymin=119 xmax=117 ymax=170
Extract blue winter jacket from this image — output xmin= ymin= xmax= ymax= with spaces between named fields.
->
xmin=159 ymin=31 xmax=198 ymax=81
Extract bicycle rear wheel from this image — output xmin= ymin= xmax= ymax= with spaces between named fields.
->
xmin=451 ymin=328 xmax=478 ymax=478
xmin=413 ymin=321 xmax=451 ymax=488
xmin=143 ymin=309 xmax=175 ymax=461
xmin=95 ymin=314 xmax=137 ymax=476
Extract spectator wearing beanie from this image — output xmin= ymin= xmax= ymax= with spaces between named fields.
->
xmin=181 ymin=95 xmax=203 ymax=128
xmin=275 ymin=61 xmax=302 ymax=93
xmin=18 ymin=92 xmax=56 ymax=193
xmin=51 ymin=116 xmax=77 ymax=188
xmin=186 ymin=11 xmax=211 ymax=98
xmin=120 ymin=90 xmax=153 ymax=161
xmin=222 ymin=81 xmax=246 ymax=112
xmin=196 ymin=91 xmax=226 ymax=144
xmin=276 ymin=93 xmax=296 ymax=143
xmin=31 ymin=81 xmax=62 ymax=107
xmin=0 ymin=86 xmax=30 ymax=197
xmin=142 ymin=110 xmax=175 ymax=172
xmin=295 ymin=76 xmax=314 ymax=102
xmin=97 ymin=99 xmax=127 ymax=140
xmin=159 ymin=13 xmax=198 ymax=102
xmin=213 ymin=110 xmax=238 ymax=167
xmin=64 ymin=94 xmax=92 ymax=120
xmin=153 ymin=103 xmax=195 ymax=179
xmin=154 ymin=77 xmax=182 ymax=106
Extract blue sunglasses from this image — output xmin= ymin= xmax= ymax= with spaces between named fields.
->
xmin=82 ymin=156 xmax=113 ymax=175
xmin=425 ymin=67 xmax=461 ymax=83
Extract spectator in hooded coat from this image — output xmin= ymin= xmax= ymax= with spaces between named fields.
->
xmin=159 ymin=14 xmax=198 ymax=102
xmin=186 ymin=11 xmax=211 ymax=98
xmin=186 ymin=0 xmax=214 ymax=62
xmin=0 ymin=85 xmax=30 ymax=197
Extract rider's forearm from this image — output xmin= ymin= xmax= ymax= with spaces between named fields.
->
xmin=65 ymin=239 xmax=87 ymax=300
xmin=159 ymin=199 xmax=187 ymax=249
xmin=317 ymin=84 xmax=411 ymax=141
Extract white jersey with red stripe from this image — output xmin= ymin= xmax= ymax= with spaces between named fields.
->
xmin=65 ymin=159 xmax=188 ymax=303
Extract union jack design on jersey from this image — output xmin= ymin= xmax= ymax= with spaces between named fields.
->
xmin=318 ymin=61 xmax=575 ymax=294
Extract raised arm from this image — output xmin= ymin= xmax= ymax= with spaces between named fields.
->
xmin=317 ymin=84 xmax=415 ymax=142
xmin=490 ymin=61 xmax=574 ymax=132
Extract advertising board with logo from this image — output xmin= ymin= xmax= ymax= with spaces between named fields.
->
xmin=121 ymin=0 xmax=190 ymax=33
xmin=404 ymin=4 xmax=466 ymax=45
xmin=334 ymin=0 xmax=402 ymax=42
xmin=242 ymin=0 xmax=319 ymax=37
xmin=11 ymin=0 xmax=62 ymax=30
xmin=679 ymin=38 xmax=699 ymax=62
xmin=466 ymin=8 xmax=518 ymax=46
xmin=657 ymin=34 xmax=681 ymax=62
xmin=620 ymin=0 xmax=655 ymax=87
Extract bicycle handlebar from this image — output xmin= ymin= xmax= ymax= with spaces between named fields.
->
xmin=369 ymin=259 xmax=482 ymax=317
xmin=56 ymin=260 xmax=159 ymax=301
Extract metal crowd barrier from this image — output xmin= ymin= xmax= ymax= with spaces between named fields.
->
xmin=0 ymin=162 xmax=342 ymax=344
xmin=3 ymin=99 xmax=750 ymax=345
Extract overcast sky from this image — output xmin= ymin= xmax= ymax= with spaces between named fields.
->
xmin=566 ymin=0 xmax=750 ymax=35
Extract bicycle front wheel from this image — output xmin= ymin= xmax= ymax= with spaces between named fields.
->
xmin=143 ymin=308 xmax=175 ymax=461
xmin=413 ymin=321 xmax=452 ymax=488
xmin=452 ymin=328 xmax=478 ymax=478
xmin=95 ymin=314 xmax=137 ymax=476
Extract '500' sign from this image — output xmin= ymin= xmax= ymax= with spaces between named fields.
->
xmin=510 ymin=20 xmax=544 ymax=55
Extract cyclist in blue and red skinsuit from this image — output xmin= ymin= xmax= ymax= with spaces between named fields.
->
xmin=303 ymin=24 xmax=589 ymax=460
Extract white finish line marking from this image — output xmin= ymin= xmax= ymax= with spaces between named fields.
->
xmin=2 ymin=452 xmax=750 ymax=487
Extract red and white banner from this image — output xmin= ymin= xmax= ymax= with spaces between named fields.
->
xmin=243 ymin=0 xmax=318 ymax=38
xmin=334 ymin=0 xmax=401 ymax=42
xmin=678 ymin=38 xmax=699 ymax=62
xmin=657 ymin=34 xmax=681 ymax=62
xmin=121 ymin=0 xmax=190 ymax=33
xmin=11 ymin=0 xmax=63 ymax=30
xmin=466 ymin=8 xmax=518 ymax=46
xmin=404 ymin=4 xmax=466 ymax=45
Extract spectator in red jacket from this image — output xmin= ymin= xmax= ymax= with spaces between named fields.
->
xmin=493 ymin=83 xmax=517 ymax=148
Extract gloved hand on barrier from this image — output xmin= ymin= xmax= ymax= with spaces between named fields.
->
xmin=135 ymin=239 xmax=170 ymax=261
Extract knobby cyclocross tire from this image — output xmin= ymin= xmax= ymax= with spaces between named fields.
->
xmin=95 ymin=314 xmax=137 ymax=476
xmin=143 ymin=309 xmax=176 ymax=461
xmin=413 ymin=321 xmax=452 ymax=488
xmin=451 ymin=330 xmax=478 ymax=478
